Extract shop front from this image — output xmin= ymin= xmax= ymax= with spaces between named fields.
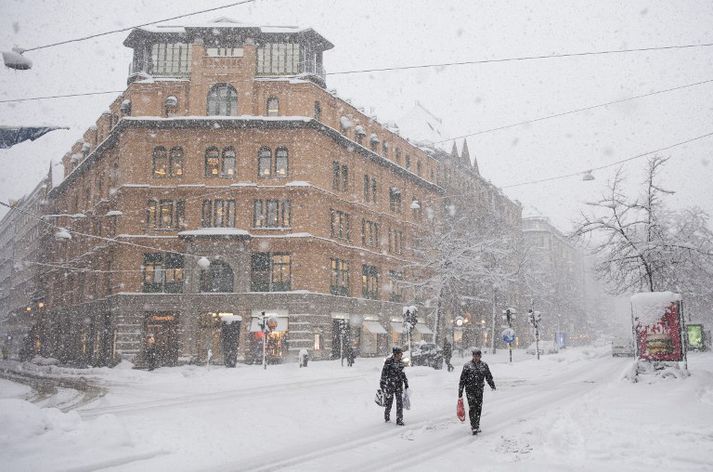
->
xmin=197 ymin=312 xmax=242 ymax=367
xmin=361 ymin=319 xmax=388 ymax=357
xmin=248 ymin=310 xmax=288 ymax=364
xmin=144 ymin=313 xmax=179 ymax=367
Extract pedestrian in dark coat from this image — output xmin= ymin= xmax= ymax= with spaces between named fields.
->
xmin=458 ymin=349 xmax=495 ymax=434
xmin=443 ymin=339 xmax=454 ymax=372
xmin=380 ymin=346 xmax=409 ymax=425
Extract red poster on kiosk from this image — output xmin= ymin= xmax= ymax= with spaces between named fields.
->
xmin=632 ymin=293 xmax=684 ymax=362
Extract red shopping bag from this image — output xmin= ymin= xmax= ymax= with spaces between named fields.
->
xmin=457 ymin=397 xmax=465 ymax=422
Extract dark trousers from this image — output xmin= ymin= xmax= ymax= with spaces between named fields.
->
xmin=384 ymin=389 xmax=403 ymax=421
xmin=466 ymin=389 xmax=484 ymax=430
xmin=445 ymin=357 xmax=453 ymax=371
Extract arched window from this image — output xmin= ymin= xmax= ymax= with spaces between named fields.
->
xmin=200 ymin=261 xmax=234 ymax=293
xmin=258 ymin=147 xmax=272 ymax=177
xmin=205 ymin=147 xmax=221 ymax=177
xmin=275 ymin=147 xmax=288 ymax=177
xmin=169 ymin=147 xmax=183 ymax=177
xmin=207 ymin=84 xmax=238 ymax=116
xmin=222 ymin=148 xmax=236 ymax=177
xmin=266 ymin=97 xmax=279 ymax=117
xmin=152 ymin=147 xmax=168 ymax=177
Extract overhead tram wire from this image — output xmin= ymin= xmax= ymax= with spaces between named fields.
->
xmin=21 ymin=0 xmax=258 ymax=52
xmin=0 ymin=200 xmax=210 ymax=264
xmin=501 ymin=130 xmax=713 ymax=189
xmin=434 ymin=78 xmax=713 ymax=144
xmin=327 ymin=41 xmax=713 ymax=76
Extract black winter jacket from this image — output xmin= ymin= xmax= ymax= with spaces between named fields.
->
xmin=380 ymin=356 xmax=409 ymax=393
xmin=458 ymin=360 xmax=495 ymax=397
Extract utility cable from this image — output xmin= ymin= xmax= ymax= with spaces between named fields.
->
xmin=435 ymin=77 xmax=713 ymax=144
xmin=22 ymin=0 xmax=258 ymax=52
xmin=327 ymin=41 xmax=713 ymax=76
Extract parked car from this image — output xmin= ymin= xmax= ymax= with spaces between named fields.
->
xmin=526 ymin=341 xmax=559 ymax=355
xmin=410 ymin=342 xmax=443 ymax=369
xmin=611 ymin=338 xmax=635 ymax=357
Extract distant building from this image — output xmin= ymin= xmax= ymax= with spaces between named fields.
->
xmin=522 ymin=216 xmax=589 ymax=345
xmin=0 ymin=172 xmax=52 ymax=359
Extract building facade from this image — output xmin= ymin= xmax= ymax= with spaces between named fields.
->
xmin=0 ymin=174 xmax=51 ymax=360
xmin=28 ymin=21 xmax=453 ymax=367
xmin=522 ymin=216 xmax=589 ymax=346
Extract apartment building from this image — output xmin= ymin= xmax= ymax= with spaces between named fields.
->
xmin=29 ymin=20 xmax=452 ymax=367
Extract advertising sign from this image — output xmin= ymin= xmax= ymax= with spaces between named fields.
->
xmin=687 ymin=324 xmax=704 ymax=351
xmin=635 ymin=300 xmax=684 ymax=362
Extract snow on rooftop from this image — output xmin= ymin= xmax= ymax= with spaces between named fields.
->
xmin=631 ymin=291 xmax=682 ymax=325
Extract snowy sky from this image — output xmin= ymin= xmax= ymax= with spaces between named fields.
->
xmin=1 ymin=0 xmax=712 ymax=230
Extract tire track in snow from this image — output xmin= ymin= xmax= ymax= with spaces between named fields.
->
xmin=230 ymin=357 xmax=629 ymax=472
xmin=79 ymin=374 xmax=366 ymax=418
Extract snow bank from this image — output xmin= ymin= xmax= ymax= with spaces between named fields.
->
xmin=0 ymin=398 xmax=137 ymax=472
xmin=631 ymin=291 xmax=681 ymax=325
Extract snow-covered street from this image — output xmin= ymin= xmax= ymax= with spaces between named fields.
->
xmin=2 ymin=346 xmax=713 ymax=471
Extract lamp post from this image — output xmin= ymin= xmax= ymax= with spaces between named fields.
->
xmin=258 ymin=312 xmax=277 ymax=370
xmin=502 ymin=308 xmax=516 ymax=363
xmin=528 ymin=306 xmax=542 ymax=360
xmin=403 ymin=306 xmax=417 ymax=355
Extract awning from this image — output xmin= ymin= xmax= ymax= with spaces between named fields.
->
xmin=390 ymin=321 xmax=405 ymax=334
xmin=363 ymin=320 xmax=387 ymax=334
xmin=415 ymin=324 xmax=434 ymax=335
xmin=219 ymin=313 xmax=242 ymax=324
xmin=249 ymin=317 xmax=288 ymax=332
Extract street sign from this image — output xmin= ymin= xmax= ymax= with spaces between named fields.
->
xmin=502 ymin=328 xmax=515 ymax=344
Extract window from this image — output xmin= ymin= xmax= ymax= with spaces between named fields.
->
xmin=330 ymin=258 xmax=350 ymax=296
xmin=267 ymin=97 xmax=279 ymax=116
xmin=258 ymin=147 xmax=272 ymax=177
xmin=207 ymin=84 xmax=238 ymax=116
xmin=361 ymin=265 xmax=379 ymax=300
xmin=275 ymin=147 xmax=288 ymax=177
xmin=150 ymin=42 xmax=192 ymax=76
xmin=170 ymin=147 xmax=184 ymax=176
xmin=200 ymin=260 xmax=234 ymax=293
xmin=405 ymin=155 xmax=411 ymax=169
xmin=142 ymin=253 xmax=184 ymax=293
xmin=253 ymin=200 xmax=291 ymax=228
xmin=251 ymin=253 xmax=291 ymax=291
xmin=389 ymin=270 xmax=404 ymax=302
xmin=395 ymin=148 xmax=401 ymax=164
xmin=152 ymin=147 xmax=168 ymax=177
xmin=257 ymin=43 xmax=301 ymax=75
xmin=330 ymin=209 xmax=350 ymax=240
xmin=201 ymin=200 xmax=236 ymax=227
xmin=332 ymin=161 xmax=348 ymax=192
xmin=411 ymin=197 xmax=422 ymax=219
xmin=205 ymin=147 xmax=220 ymax=177
xmin=382 ymin=141 xmax=389 ymax=157
xmin=363 ymin=175 xmax=377 ymax=203
xmin=222 ymin=148 xmax=236 ymax=178
xmin=389 ymin=187 xmax=402 ymax=212
xmin=147 ymin=199 xmax=185 ymax=229
xmin=416 ymin=160 xmax=422 ymax=176
xmin=361 ymin=219 xmax=380 ymax=248
xmin=206 ymin=47 xmax=243 ymax=57
xmin=205 ymin=147 xmax=235 ymax=178
xmin=314 ymin=101 xmax=321 ymax=121
xmin=388 ymin=228 xmax=403 ymax=255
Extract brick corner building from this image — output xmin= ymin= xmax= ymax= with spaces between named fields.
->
xmin=7 ymin=20 xmax=521 ymax=368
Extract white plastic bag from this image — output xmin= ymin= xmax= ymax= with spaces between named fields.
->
xmin=403 ymin=389 xmax=411 ymax=410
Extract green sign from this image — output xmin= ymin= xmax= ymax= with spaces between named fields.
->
xmin=687 ymin=324 xmax=704 ymax=350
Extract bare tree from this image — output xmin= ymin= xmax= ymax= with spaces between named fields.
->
xmin=573 ymin=156 xmax=713 ymax=297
